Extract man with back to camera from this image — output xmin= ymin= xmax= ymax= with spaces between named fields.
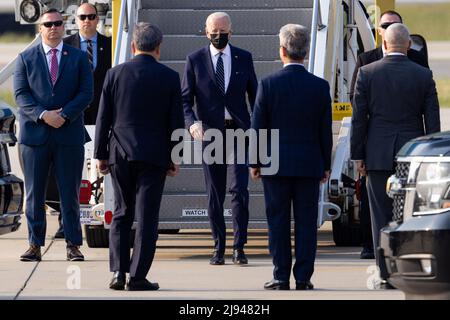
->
xmin=182 ymin=12 xmax=258 ymax=266
xmin=349 ymin=10 xmax=429 ymax=260
xmin=250 ymin=24 xmax=332 ymax=290
xmin=14 ymin=8 xmax=93 ymax=262
xmin=95 ymin=23 xmax=184 ymax=291
xmin=351 ymin=23 xmax=440 ymax=289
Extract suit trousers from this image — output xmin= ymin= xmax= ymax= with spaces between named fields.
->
xmin=109 ymin=153 xmax=166 ymax=279
xmin=20 ymin=133 xmax=84 ymax=247
xmin=202 ymin=132 xmax=249 ymax=255
xmin=366 ymin=170 xmax=394 ymax=279
xmin=262 ymin=176 xmax=320 ymax=282
xmin=359 ymin=176 xmax=373 ymax=248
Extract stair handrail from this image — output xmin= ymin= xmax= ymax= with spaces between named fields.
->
xmin=0 ymin=35 xmax=42 ymax=87
xmin=308 ymin=0 xmax=326 ymax=73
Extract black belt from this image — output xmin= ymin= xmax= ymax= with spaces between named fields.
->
xmin=224 ymin=119 xmax=235 ymax=127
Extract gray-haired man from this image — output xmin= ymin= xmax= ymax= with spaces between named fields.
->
xmin=250 ymin=24 xmax=332 ymax=290
xmin=94 ymin=23 xmax=184 ymax=291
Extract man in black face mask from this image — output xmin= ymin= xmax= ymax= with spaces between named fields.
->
xmin=182 ymin=12 xmax=258 ymax=266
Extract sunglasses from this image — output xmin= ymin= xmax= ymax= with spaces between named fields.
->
xmin=78 ymin=14 xmax=97 ymax=21
xmin=42 ymin=20 xmax=63 ymax=28
xmin=380 ymin=22 xmax=398 ymax=30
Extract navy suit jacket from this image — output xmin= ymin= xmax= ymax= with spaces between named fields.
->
xmin=251 ymin=65 xmax=333 ymax=178
xmin=14 ymin=43 xmax=93 ymax=146
xmin=181 ymin=45 xmax=258 ymax=131
xmin=94 ymin=54 xmax=185 ymax=168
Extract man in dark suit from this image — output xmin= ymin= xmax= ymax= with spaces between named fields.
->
xmin=351 ymin=23 xmax=440 ymax=289
xmin=251 ymin=24 xmax=332 ymax=290
xmin=182 ymin=12 xmax=258 ymax=265
xmin=14 ymin=8 xmax=93 ymax=262
xmin=64 ymin=3 xmax=111 ymax=124
xmin=50 ymin=2 xmax=112 ymax=239
xmin=95 ymin=23 xmax=184 ymax=291
xmin=349 ymin=10 xmax=428 ymax=260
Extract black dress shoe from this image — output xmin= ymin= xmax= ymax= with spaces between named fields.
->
xmin=264 ymin=279 xmax=290 ymax=290
xmin=20 ymin=245 xmax=42 ymax=262
xmin=126 ymin=278 xmax=160 ymax=291
xmin=296 ymin=280 xmax=314 ymax=290
xmin=109 ymin=271 xmax=126 ymax=290
xmin=54 ymin=227 xmax=65 ymax=239
xmin=209 ymin=251 xmax=225 ymax=265
xmin=232 ymin=249 xmax=248 ymax=265
xmin=360 ymin=246 xmax=375 ymax=259
xmin=378 ymin=280 xmax=396 ymax=290
xmin=67 ymin=245 xmax=85 ymax=261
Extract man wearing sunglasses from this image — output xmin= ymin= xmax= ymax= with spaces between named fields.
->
xmin=14 ymin=8 xmax=93 ymax=262
xmin=349 ymin=10 xmax=428 ymax=264
xmin=48 ymin=3 xmax=112 ymax=240
xmin=64 ymin=3 xmax=111 ymax=126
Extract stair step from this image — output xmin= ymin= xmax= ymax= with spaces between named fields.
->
xmin=161 ymin=35 xmax=281 ymax=61
xmin=138 ymin=9 xmax=313 ymax=35
xmin=165 ymin=166 xmax=264 ymax=193
xmin=140 ymin=0 xmax=313 ymax=10
xmin=159 ymin=193 xmax=267 ymax=222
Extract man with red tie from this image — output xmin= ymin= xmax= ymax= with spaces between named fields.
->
xmin=14 ymin=8 xmax=93 ymax=262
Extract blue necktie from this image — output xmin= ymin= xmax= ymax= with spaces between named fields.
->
xmin=216 ymin=53 xmax=225 ymax=95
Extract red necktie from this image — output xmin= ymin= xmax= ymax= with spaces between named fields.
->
xmin=50 ymin=48 xmax=58 ymax=85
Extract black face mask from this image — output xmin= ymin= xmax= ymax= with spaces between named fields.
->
xmin=209 ymin=33 xmax=229 ymax=50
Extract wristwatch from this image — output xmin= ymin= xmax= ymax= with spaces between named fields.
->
xmin=60 ymin=112 xmax=70 ymax=124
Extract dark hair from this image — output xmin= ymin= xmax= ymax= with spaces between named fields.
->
xmin=380 ymin=10 xmax=403 ymax=23
xmin=133 ymin=23 xmax=163 ymax=52
xmin=41 ymin=8 xmax=62 ymax=17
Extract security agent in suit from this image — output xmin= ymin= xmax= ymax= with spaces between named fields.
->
xmin=95 ymin=23 xmax=184 ymax=291
xmin=49 ymin=2 xmax=112 ymax=239
xmin=14 ymin=8 xmax=93 ymax=262
xmin=182 ymin=12 xmax=258 ymax=265
xmin=351 ymin=23 xmax=440 ymax=289
xmin=349 ymin=10 xmax=429 ymax=260
xmin=64 ymin=3 xmax=111 ymax=125
xmin=250 ymin=24 xmax=332 ymax=290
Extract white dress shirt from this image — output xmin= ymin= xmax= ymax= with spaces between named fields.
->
xmin=209 ymin=44 xmax=233 ymax=120
xmin=386 ymin=52 xmax=406 ymax=57
xmin=283 ymin=62 xmax=305 ymax=68
xmin=40 ymin=41 xmax=64 ymax=119
xmin=42 ymin=41 xmax=63 ymax=74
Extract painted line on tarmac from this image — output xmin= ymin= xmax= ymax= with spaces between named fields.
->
xmin=14 ymin=239 xmax=55 ymax=300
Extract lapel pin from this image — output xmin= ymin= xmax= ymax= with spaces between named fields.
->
xmin=100 ymin=47 xmax=103 ymax=51
xmin=63 ymin=51 xmax=68 ymax=55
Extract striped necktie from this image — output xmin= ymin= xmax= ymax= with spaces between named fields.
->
xmin=50 ymin=48 xmax=58 ymax=86
xmin=86 ymin=39 xmax=94 ymax=68
xmin=215 ymin=52 xmax=225 ymax=95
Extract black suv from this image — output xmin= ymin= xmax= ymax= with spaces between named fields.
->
xmin=0 ymin=105 xmax=24 ymax=235
xmin=382 ymin=131 xmax=450 ymax=299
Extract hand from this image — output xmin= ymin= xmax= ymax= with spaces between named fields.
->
xmin=42 ymin=108 xmax=65 ymax=128
xmin=189 ymin=123 xmax=204 ymax=141
xmin=356 ymin=160 xmax=366 ymax=176
xmin=250 ymin=167 xmax=261 ymax=180
xmin=321 ymin=170 xmax=331 ymax=184
xmin=97 ymin=159 xmax=110 ymax=175
xmin=167 ymin=163 xmax=179 ymax=177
